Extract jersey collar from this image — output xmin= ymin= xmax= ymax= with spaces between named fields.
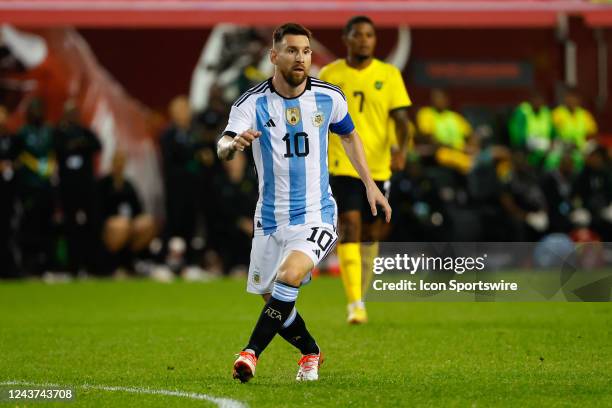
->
xmin=268 ymin=77 xmax=312 ymax=100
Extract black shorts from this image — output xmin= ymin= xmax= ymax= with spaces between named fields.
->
xmin=330 ymin=175 xmax=390 ymax=223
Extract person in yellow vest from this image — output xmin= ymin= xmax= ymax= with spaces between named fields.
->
xmin=544 ymin=88 xmax=598 ymax=171
xmin=415 ymin=89 xmax=475 ymax=174
xmin=508 ymin=92 xmax=554 ymax=166
xmin=417 ymin=89 xmax=473 ymax=151
xmin=319 ymin=16 xmax=412 ymax=324
xmin=552 ymin=88 xmax=598 ymax=151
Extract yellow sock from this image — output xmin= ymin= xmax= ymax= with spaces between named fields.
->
xmin=337 ymin=243 xmax=362 ymax=304
xmin=361 ymin=242 xmax=379 ymax=296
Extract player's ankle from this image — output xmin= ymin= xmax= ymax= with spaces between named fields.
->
xmin=349 ymin=300 xmax=365 ymax=309
xmin=301 ymin=342 xmax=320 ymax=356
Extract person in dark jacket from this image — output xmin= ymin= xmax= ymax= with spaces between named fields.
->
xmin=572 ymin=146 xmax=612 ymax=240
xmin=159 ymin=95 xmax=208 ymax=270
xmin=54 ymin=100 xmax=101 ymax=274
xmin=0 ymin=105 xmax=19 ymax=277
xmin=209 ymin=151 xmax=258 ymax=274
xmin=13 ymin=98 xmax=57 ymax=275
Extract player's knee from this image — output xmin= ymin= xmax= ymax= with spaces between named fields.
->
xmin=361 ymin=223 xmax=381 ymax=242
xmin=339 ymin=211 xmax=361 ymax=243
xmin=275 ymin=251 xmax=314 ymax=287
xmin=339 ymin=221 xmax=360 ymax=243
xmin=276 ymin=267 xmax=303 ymax=287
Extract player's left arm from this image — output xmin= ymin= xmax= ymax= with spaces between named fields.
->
xmin=388 ymin=67 xmax=412 ymax=171
xmin=339 ymin=129 xmax=391 ymax=223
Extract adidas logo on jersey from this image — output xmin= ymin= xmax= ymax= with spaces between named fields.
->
xmin=264 ymin=119 xmax=276 ymax=128
xmin=312 ymin=249 xmax=321 ymax=258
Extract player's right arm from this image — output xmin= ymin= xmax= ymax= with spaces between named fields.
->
xmin=216 ymin=99 xmax=259 ymax=161
xmin=217 ymin=130 xmax=261 ymax=161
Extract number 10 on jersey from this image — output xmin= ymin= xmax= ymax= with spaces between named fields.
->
xmin=283 ymin=132 xmax=310 ymax=158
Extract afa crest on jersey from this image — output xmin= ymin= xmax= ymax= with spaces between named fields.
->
xmin=312 ymin=111 xmax=325 ymax=127
xmin=286 ymin=107 xmax=301 ymax=126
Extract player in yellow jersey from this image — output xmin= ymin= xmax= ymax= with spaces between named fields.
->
xmin=319 ymin=16 xmax=412 ymax=324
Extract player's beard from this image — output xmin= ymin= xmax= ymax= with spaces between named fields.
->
xmin=281 ymin=67 xmax=308 ymax=87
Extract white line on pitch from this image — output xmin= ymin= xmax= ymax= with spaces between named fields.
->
xmin=0 ymin=380 xmax=248 ymax=408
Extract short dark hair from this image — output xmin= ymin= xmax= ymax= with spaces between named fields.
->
xmin=273 ymin=23 xmax=312 ymax=46
xmin=343 ymin=15 xmax=375 ymax=36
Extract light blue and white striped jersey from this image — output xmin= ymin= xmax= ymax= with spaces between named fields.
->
xmin=223 ymin=77 xmax=355 ymax=236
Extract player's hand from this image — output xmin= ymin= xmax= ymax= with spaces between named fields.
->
xmin=232 ymin=129 xmax=261 ymax=152
xmin=391 ymin=150 xmax=406 ymax=172
xmin=366 ymin=182 xmax=392 ymax=223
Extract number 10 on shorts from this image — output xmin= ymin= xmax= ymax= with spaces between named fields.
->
xmin=306 ymin=227 xmax=335 ymax=254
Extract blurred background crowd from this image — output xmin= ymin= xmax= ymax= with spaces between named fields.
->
xmin=1 ymin=6 xmax=612 ymax=280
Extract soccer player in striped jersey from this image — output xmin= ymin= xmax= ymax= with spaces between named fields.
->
xmin=319 ymin=16 xmax=412 ymax=324
xmin=217 ymin=23 xmax=391 ymax=382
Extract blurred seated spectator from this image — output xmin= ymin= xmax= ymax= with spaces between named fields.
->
xmin=0 ymin=105 xmax=18 ymax=278
xmin=389 ymin=154 xmax=450 ymax=242
xmin=540 ymin=150 xmax=577 ymax=234
xmin=98 ymin=150 xmax=156 ymax=275
xmin=54 ymin=100 xmax=101 ymax=274
xmin=499 ymin=150 xmax=549 ymax=241
xmin=469 ymin=148 xmax=548 ymax=241
xmin=13 ymin=98 xmax=57 ymax=276
xmin=466 ymin=144 xmax=512 ymax=241
xmin=572 ymin=145 xmax=612 ymax=241
xmin=416 ymin=88 xmax=474 ymax=152
xmin=208 ymin=151 xmax=258 ymax=275
xmin=547 ymin=87 xmax=598 ymax=171
xmin=508 ymin=92 xmax=554 ymax=167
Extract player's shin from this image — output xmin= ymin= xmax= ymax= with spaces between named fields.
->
xmin=338 ymin=243 xmax=362 ymax=304
xmin=245 ymin=281 xmax=299 ymax=357
xmin=360 ymin=242 xmax=379 ymax=296
xmin=278 ymin=309 xmax=319 ymax=355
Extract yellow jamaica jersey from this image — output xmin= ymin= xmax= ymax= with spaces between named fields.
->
xmin=319 ymin=58 xmax=411 ymax=181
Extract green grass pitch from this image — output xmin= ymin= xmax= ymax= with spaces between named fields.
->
xmin=1 ymin=277 xmax=611 ymax=407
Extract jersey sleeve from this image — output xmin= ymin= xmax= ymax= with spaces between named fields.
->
xmin=222 ymin=101 xmax=253 ymax=138
xmin=388 ymin=67 xmax=412 ymax=111
xmin=329 ymin=92 xmax=355 ymax=136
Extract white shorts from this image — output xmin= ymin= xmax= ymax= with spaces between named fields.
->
xmin=247 ymin=223 xmax=338 ymax=294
